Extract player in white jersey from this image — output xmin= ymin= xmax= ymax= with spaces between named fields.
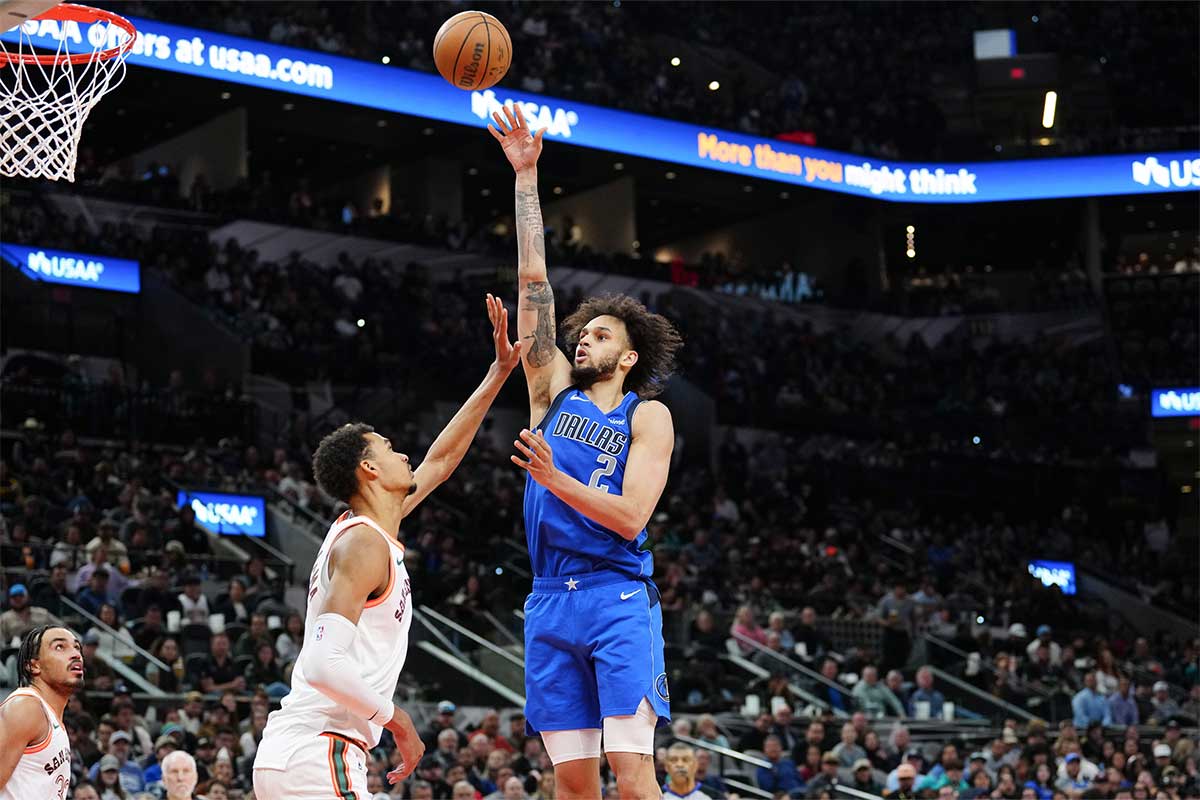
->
xmin=254 ymin=295 xmax=522 ymax=799
xmin=0 ymin=625 xmax=82 ymax=800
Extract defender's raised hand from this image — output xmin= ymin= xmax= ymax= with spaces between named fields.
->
xmin=486 ymin=293 xmax=522 ymax=374
xmin=488 ymin=102 xmax=544 ymax=173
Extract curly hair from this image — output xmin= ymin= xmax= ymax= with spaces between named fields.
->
xmin=561 ymin=293 xmax=683 ymax=398
xmin=312 ymin=422 xmax=375 ymax=504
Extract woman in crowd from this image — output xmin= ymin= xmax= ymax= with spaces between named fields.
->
xmin=145 ymin=636 xmax=185 ymax=691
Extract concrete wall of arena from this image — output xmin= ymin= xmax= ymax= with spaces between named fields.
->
xmin=652 ymin=194 xmax=882 ymax=296
xmin=543 ymin=176 xmax=637 ymax=258
xmin=106 ymin=108 xmax=248 ymax=196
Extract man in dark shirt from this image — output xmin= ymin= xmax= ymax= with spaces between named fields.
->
xmin=756 ymin=736 xmax=801 ymax=798
xmin=32 ymin=563 xmax=71 ymax=617
xmin=794 ymin=606 xmax=832 ymax=661
xmin=191 ymin=632 xmax=245 ymax=694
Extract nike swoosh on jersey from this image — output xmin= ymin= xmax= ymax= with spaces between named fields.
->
xmin=620 ymin=589 xmax=641 ymax=600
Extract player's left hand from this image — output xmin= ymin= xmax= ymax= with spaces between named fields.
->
xmin=512 ymin=428 xmax=559 ymax=486
xmin=487 ymin=293 xmax=522 ymax=374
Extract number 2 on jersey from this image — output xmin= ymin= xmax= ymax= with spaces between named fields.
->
xmin=588 ymin=453 xmax=618 ymax=492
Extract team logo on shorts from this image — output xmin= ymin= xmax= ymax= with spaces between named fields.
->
xmin=655 ymin=672 xmax=670 ymax=702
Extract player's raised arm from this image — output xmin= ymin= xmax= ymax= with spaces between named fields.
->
xmin=488 ymin=103 xmax=572 ymax=426
xmin=401 ymin=294 xmax=522 ymax=519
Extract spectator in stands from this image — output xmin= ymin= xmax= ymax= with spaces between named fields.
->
xmin=832 ymin=722 xmax=867 ymax=768
xmin=244 ymin=641 xmax=289 ymax=697
xmin=86 ymin=515 xmax=130 ymax=573
xmin=853 ymin=665 xmax=906 ymax=718
xmin=234 ymin=612 xmax=271 ymax=658
xmin=885 ymin=761 xmax=919 ymax=799
xmin=770 ymin=705 xmax=801 ymax=753
xmin=793 ymin=606 xmax=831 ymax=661
xmin=0 ymin=583 xmax=55 ymax=643
xmin=757 ymin=735 xmax=802 ymax=797
xmin=885 ymin=670 xmax=909 ymax=711
xmin=918 ymin=760 xmax=969 ymax=795
xmin=416 ymin=755 xmax=453 ymax=798
xmin=1150 ymin=681 xmax=1183 ymax=723
xmin=731 ymin=605 xmax=768 ymax=653
xmin=804 ymin=751 xmax=842 ymax=798
xmin=161 ymin=749 xmax=199 ymax=800
xmin=192 ymin=632 xmax=245 ymax=694
xmin=767 ymin=610 xmax=797 ymax=651
xmin=1056 ymin=753 xmax=1090 ymax=793
xmin=76 ymin=566 xmax=114 ymax=616
xmin=908 ymin=666 xmax=946 ymax=718
xmin=815 ymin=658 xmax=852 ymax=713
xmin=274 ymin=611 xmax=304 ymax=664
xmin=692 ymin=748 xmax=726 ymax=797
xmin=92 ymin=603 xmax=138 ymax=662
xmin=177 ymin=573 xmax=210 ymax=624
xmin=693 ymin=714 xmax=730 ymax=749
xmin=89 ymin=733 xmax=145 ymax=794
xmin=736 ymin=711 xmax=773 ymax=751
xmin=213 ymin=578 xmax=251 ymax=626
xmin=753 ymin=630 xmax=790 ymax=671
xmin=886 ymin=751 xmax=927 ymax=793
xmin=1073 ymin=673 xmax=1113 ymax=728
xmin=851 ymin=758 xmax=884 ymax=795
xmin=31 ymin=563 xmax=70 ymax=617
xmin=1026 ymin=625 xmax=1062 ymax=666
xmin=876 ymin=582 xmax=916 ymax=669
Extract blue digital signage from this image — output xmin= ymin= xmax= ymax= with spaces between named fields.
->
xmin=5 ymin=16 xmax=1199 ymax=202
xmin=1151 ymin=388 xmax=1200 ymax=418
xmin=1027 ymin=560 xmax=1077 ymax=595
xmin=177 ymin=490 xmax=266 ymax=537
xmin=0 ymin=242 xmax=140 ymax=293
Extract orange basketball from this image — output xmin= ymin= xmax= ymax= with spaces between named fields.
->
xmin=433 ymin=11 xmax=512 ymax=92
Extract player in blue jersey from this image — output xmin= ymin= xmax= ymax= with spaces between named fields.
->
xmin=489 ymin=103 xmax=685 ymax=799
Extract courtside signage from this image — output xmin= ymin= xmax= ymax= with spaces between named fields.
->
xmin=1150 ymin=388 xmax=1200 ymax=418
xmin=0 ymin=242 xmax=140 ymax=293
xmin=177 ymin=490 xmax=266 ymax=537
xmin=5 ymin=17 xmax=1198 ymax=202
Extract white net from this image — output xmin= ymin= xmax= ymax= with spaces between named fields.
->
xmin=0 ymin=8 xmax=134 ymax=182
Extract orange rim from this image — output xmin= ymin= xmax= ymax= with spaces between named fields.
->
xmin=0 ymin=3 xmax=137 ymax=67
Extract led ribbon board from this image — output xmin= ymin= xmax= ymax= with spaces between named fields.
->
xmin=5 ymin=16 xmax=1199 ymax=202
xmin=1 ymin=242 xmax=140 ymax=293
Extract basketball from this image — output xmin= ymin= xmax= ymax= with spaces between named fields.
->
xmin=432 ymin=10 xmax=512 ymax=92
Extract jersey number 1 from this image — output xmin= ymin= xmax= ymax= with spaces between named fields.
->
xmin=588 ymin=454 xmax=618 ymax=492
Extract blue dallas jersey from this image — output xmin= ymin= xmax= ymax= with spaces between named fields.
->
xmin=523 ymin=386 xmax=654 ymax=579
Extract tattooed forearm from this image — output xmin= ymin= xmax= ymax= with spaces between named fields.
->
xmin=520 ymin=280 xmax=557 ymax=368
xmin=515 ymin=186 xmax=546 ymax=267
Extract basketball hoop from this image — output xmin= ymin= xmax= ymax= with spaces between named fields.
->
xmin=0 ymin=2 xmax=136 ymax=182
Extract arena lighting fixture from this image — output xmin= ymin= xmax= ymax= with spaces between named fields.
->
xmin=356 ymin=319 xmax=365 ymax=328
xmin=381 ymin=55 xmax=390 ymax=64
xmin=220 ymin=91 xmax=231 ymax=100
xmin=906 ymin=225 xmax=915 ymax=233
xmin=613 ymin=162 xmax=624 ymax=170
xmin=632 ymin=240 xmax=640 ymax=249
xmin=467 ymin=167 xmax=478 ymax=176
xmin=708 ymin=80 xmax=720 ymax=91
xmin=1042 ymin=91 xmax=1057 ymax=128
xmin=282 ymin=102 xmax=294 ymax=111
xmin=1038 ymin=137 xmax=1052 ymax=146
xmin=552 ymin=186 xmax=563 ymax=195
xmin=670 ymin=56 xmax=680 ymax=67
xmin=780 ymin=191 xmax=789 ymax=199
xmin=480 ymin=188 xmax=491 ymax=197
xmin=906 ymin=249 xmax=916 ymax=258
xmin=665 ymin=171 xmax=677 ymax=180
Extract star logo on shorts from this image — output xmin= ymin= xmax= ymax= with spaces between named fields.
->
xmin=565 ymin=578 xmax=579 ymax=590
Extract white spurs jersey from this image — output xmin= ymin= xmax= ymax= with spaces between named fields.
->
xmin=0 ymin=688 xmax=72 ymax=800
xmin=255 ymin=511 xmax=413 ymax=765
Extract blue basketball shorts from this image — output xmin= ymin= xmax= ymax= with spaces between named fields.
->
xmin=523 ymin=569 xmax=671 ymax=733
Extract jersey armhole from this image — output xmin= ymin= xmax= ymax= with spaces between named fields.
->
xmin=0 ymin=691 xmax=53 ymax=752
xmin=533 ymin=385 xmax=575 ymax=433
xmin=324 ymin=522 xmax=394 ymax=602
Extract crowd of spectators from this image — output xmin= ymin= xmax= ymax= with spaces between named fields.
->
xmin=111 ymin=1 xmax=1198 ymax=160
